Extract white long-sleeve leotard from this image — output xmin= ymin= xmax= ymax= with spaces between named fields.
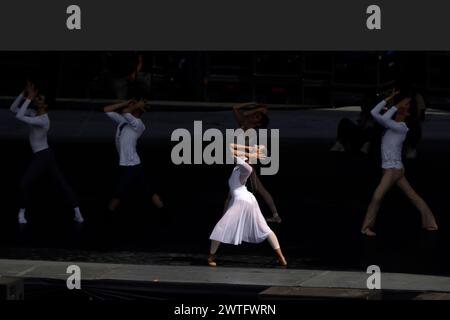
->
xmin=11 ymin=94 xmax=50 ymax=153
xmin=106 ymin=112 xmax=146 ymax=166
xmin=371 ymin=100 xmax=409 ymax=169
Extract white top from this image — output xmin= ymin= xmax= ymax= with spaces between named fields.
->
xmin=10 ymin=94 xmax=50 ymax=153
xmin=106 ymin=112 xmax=146 ymax=166
xmin=371 ymin=100 xmax=409 ymax=169
xmin=228 ymin=156 xmax=253 ymax=193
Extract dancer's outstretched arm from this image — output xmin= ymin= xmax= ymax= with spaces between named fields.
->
xmin=230 ymin=143 xmax=266 ymax=154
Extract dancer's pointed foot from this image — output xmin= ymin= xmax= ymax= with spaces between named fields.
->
xmin=361 ymin=227 xmax=376 ymax=237
xmin=267 ymin=214 xmax=282 ymax=224
xmin=422 ymin=224 xmax=438 ymax=232
xmin=18 ymin=216 xmax=27 ymax=224
xmin=278 ymin=256 xmax=287 ymax=267
xmin=422 ymin=216 xmax=438 ymax=232
xmin=207 ymin=254 xmax=217 ymax=267
xmin=18 ymin=210 xmax=27 ymax=224
xmin=73 ymin=215 xmax=84 ymax=223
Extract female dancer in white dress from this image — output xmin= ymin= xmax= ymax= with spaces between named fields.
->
xmin=361 ymin=90 xmax=438 ymax=236
xmin=232 ymin=102 xmax=281 ymax=223
xmin=208 ymin=145 xmax=287 ymax=267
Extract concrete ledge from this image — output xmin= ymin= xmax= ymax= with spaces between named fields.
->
xmin=259 ymin=286 xmax=381 ymax=300
xmin=1 ymin=259 xmax=450 ymax=294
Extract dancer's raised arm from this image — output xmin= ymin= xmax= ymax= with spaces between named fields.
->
xmin=15 ymin=86 xmax=46 ymax=126
xmin=10 ymin=93 xmax=25 ymax=114
xmin=104 ymin=100 xmax=130 ymax=123
xmin=11 ymin=81 xmax=33 ymax=114
xmin=122 ymin=100 xmax=146 ymax=132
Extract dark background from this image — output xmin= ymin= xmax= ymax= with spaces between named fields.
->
xmin=0 ymin=51 xmax=449 ymax=108
xmin=0 ymin=51 xmax=449 ymax=276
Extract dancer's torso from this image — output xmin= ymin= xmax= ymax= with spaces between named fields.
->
xmin=27 ymin=112 xmax=50 ymax=153
xmin=381 ymin=123 xmax=408 ymax=169
xmin=229 ymin=163 xmax=252 ymax=199
xmin=115 ymin=120 xmax=145 ymax=166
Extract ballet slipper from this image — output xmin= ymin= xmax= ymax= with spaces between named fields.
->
xmin=266 ymin=214 xmax=282 ymax=224
xmin=361 ymin=227 xmax=376 ymax=237
xmin=422 ymin=225 xmax=438 ymax=232
xmin=421 ymin=217 xmax=438 ymax=231
xmin=207 ymin=254 xmax=217 ymax=267
xmin=278 ymin=256 xmax=287 ymax=267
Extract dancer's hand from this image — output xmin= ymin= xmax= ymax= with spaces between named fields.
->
xmin=385 ymin=89 xmax=400 ymax=102
xmin=27 ymin=83 xmax=38 ymax=100
xmin=23 ymin=80 xmax=34 ymax=98
xmin=250 ymin=144 xmax=266 ymax=154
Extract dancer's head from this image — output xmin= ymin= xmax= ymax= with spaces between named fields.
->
xmin=243 ymin=104 xmax=269 ymax=129
xmin=127 ymin=83 xmax=149 ymax=117
xmin=127 ymin=99 xmax=148 ymax=118
xmin=393 ymin=94 xmax=411 ymax=122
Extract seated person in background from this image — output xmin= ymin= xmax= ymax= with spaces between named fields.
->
xmin=330 ymin=93 xmax=381 ymax=155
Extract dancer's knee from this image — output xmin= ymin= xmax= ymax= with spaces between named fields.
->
xmin=371 ymin=193 xmax=383 ymax=204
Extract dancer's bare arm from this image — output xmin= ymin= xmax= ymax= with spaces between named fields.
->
xmin=104 ymin=101 xmax=130 ymax=124
xmin=103 ymin=100 xmax=130 ymax=113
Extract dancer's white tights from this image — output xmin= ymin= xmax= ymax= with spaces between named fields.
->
xmin=267 ymin=232 xmax=280 ymax=250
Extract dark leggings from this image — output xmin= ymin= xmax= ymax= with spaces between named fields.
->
xmin=20 ymin=149 xmax=78 ymax=208
xmin=115 ymin=164 xmax=155 ymax=200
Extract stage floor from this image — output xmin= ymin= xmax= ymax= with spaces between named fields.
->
xmin=2 ymin=257 xmax=450 ymax=300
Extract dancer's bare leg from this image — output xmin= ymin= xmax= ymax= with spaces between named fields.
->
xmin=253 ymin=173 xmax=281 ymax=223
xmin=267 ymin=232 xmax=287 ymax=266
xmin=396 ymin=177 xmax=438 ymax=231
xmin=208 ymin=240 xmax=221 ymax=267
xmin=361 ymin=169 xmax=402 ymax=236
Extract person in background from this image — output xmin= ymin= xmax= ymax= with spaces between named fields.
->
xmin=361 ymin=90 xmax=438 ymax=236
xmin=10 ymin=81 xmax=84 ymax=224
xmin=103 ymin=91 xmax=164 ymax=214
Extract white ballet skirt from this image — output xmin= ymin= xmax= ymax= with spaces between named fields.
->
xmin=210 ymin=157 xmax=273 ymax=245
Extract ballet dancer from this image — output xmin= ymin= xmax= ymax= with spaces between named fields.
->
xmin=232 ymin=102 xmax=282 ymax=223
xmin=10 ymin=81 xmax=84 ymax=224
xmin=103 ymin=98 xmax=164 ymax=212
xmin=361 ymin=90 xmax=438 ymax=236
xmin=208 ymin=144 xmax=287 ymax=267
